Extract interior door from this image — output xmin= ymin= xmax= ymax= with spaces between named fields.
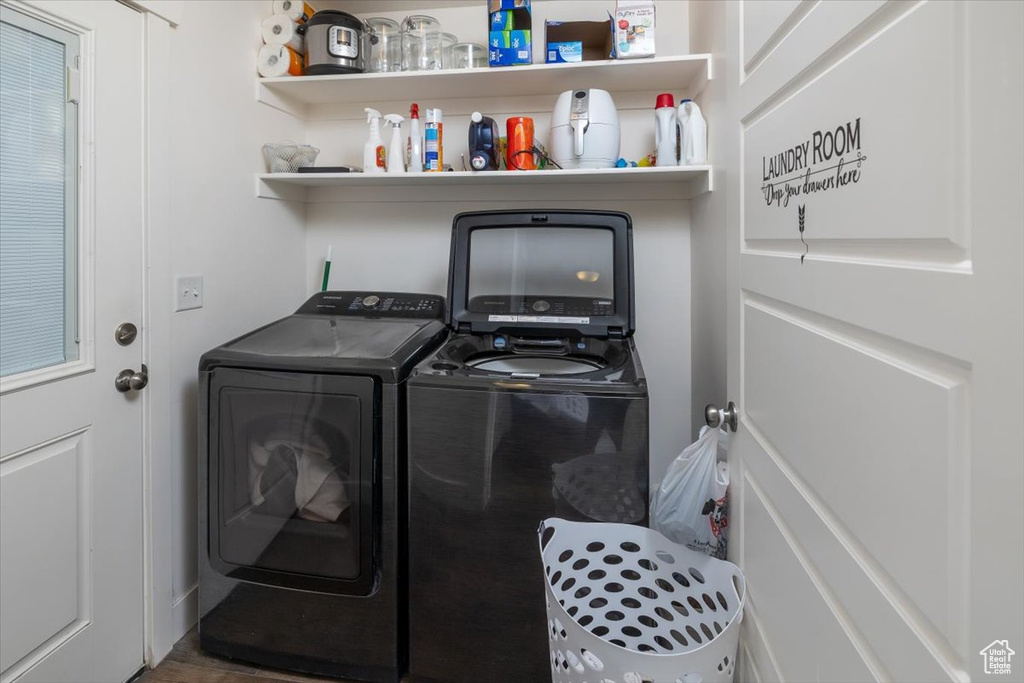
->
xmin=727 ymin=1 xmax=1022 ymax=681
xmin=0 ymin=1 xmax=145 ymax=682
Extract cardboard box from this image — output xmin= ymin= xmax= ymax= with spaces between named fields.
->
xmin=545 ymin=19 xmax=614 ymax=63
xmin=489 ymin=0 xmax=532 ymax=66
xmin=489 ymin=30 xmax=532 ymax=66
xmin=614 ymin=0 xmax=655 ymax=59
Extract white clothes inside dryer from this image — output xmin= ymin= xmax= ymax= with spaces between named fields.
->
xmin=249 ymin=420 xmax=350 ymax=523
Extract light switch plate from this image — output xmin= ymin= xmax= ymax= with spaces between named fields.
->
xmin=175 ymin=275 xmax=204 ymax=311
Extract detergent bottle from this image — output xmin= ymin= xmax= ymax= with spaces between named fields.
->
xmin=384 ymin=113 xmax=406 ymax=174
xmin=363 ymin=108 xmax=386 ymax=173
xmin=654 ymin=93 xmax=677 ymax=166
xmin=677 ymin=99 xmax=707 ymax=165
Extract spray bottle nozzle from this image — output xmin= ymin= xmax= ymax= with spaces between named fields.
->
xmin=365 ymin=107 xmax=382 ymax=122
xmin=384 ymin=114 xmax=405 ymax=127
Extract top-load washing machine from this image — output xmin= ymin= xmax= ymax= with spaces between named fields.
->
xmin=406 ymin=210 xmax=650 ymax=682
xmin=198 ymin=291 xmax=447 ymax=682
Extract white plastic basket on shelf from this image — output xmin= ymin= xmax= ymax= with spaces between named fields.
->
xmin=538 ymin=518 xmax=746 ymax=683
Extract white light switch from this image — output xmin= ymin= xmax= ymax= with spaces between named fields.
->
xmin=175 ymin=275 xmax=204 ymax=311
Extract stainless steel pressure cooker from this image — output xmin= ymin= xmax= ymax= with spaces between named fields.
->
xmin=305 ymin=10 xmax=364 ymax=75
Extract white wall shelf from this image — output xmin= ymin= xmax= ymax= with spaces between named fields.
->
xmin=256 ymin=165 xmax=713 ymax=202
xmin=257 ymin=54 xmax=711 ymax=118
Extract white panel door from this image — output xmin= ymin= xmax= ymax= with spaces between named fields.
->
xmin=728 ymin=1 xmax=1023 ymax=682
xmin=0 ymin=1 xmax=145 ymax=682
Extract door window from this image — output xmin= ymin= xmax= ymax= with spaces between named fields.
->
xmin=0 ymin=8 xmax=79 ymax=379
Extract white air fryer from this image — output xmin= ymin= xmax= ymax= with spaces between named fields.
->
xmin=550 ymin=89 xmax=620 ymax=169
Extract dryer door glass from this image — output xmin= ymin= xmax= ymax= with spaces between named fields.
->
xmin=208 ymin=368 xmax=377 ymax=595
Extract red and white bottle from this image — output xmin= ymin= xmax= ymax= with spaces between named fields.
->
xmin=654 ymin=93 xmax=677 ymax=167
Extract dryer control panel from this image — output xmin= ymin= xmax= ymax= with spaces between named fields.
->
xmin=297 ymin=291 xmax=444 ymax=319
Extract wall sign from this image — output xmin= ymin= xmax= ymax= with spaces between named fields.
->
xmin=761 ymin=117 xmax=867 ymax=209
xmin=759 ymin=117 xmax=866 ymax=263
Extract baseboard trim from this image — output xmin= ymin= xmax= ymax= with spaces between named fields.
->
xmin=171 ymin=585 xmax=198 ymax=642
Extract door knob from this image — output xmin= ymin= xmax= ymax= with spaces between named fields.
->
xmin=705 ymin=401 xmax=738 ymax=432
xmin=115 ymin=364 xmax=149 ymax=393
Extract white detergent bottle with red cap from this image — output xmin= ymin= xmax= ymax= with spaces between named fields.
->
xmin=654 ymin=93 xmax=677 ymax=166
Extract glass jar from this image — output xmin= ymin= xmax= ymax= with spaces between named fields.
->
xmin=363 ymin=17 xmax=402 ymax=73
xmin=401 ymin=15 xmax=442 ymax=71
xmin=440 ymin=32 xmax=458 ymax=69
xmin=449 ymin=42 xmax=487 ymax=69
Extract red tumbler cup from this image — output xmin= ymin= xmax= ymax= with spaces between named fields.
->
xmin=506 ymin=116 xmax=535 ymax=170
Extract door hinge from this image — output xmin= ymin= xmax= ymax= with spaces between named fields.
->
xmin=66 ymin=65 xmax=80 ymax=104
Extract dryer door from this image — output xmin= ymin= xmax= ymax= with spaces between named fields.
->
xmin=208 ymin=367 xmax=377 ymax=595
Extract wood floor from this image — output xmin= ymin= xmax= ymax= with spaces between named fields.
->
xmin=136 ymin=628 xmax=362 ymax=683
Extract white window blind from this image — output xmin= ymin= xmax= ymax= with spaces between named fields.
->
xmin=0 ymin=9 xmax=79 ymax=378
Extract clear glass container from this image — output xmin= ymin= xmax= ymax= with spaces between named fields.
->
xmin=363 ymin=17 xmax=402 ymax=73
xmin=401 ymin=15 xmax=443 ymax=71
xmin=449 ymin=42 xmax=487 ymax=70
xmin=440 ymin=32 xmax=458 ymax=69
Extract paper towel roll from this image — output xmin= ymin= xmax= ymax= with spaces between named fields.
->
xmin=272 ymin=0 xmax=315 ymax=24
xmin=257 ymin=44 xmax=304 ymax=78
xmin=261 ymin=14 xmax=305 ymax=53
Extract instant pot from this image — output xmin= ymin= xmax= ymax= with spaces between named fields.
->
xmin=305 ymin=10 xmax=364 ymax=75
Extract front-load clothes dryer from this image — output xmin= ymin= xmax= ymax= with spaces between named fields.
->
xmin=198 ymin=291 xmax=447 ymax=683
xmin=406 ymin=210 xmax=649 ymax=683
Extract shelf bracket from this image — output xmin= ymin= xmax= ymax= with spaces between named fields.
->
xmin=256 ymin=176 xmax=308 ymax=202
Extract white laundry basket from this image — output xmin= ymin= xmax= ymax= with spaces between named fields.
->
xmin=538 ymin=518 xmax=746 ymax=683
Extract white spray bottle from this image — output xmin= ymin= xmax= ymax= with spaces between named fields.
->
xmin=363 ymin=108 xmax=386 ymax=174
xmin=407 ymin=103 xmax=423 ymax=172
xmin=677 ymin=99 xmax=707 ymax=165
xmin=384 ymin=114 xmax=406 ymax=174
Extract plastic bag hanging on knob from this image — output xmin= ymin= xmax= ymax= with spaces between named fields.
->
xmin=650 ymin=425 xmax=729 ymax=558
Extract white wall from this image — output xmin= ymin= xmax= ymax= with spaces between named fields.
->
xmin=687 ymin=1 xmax=731 ymax=439
xmin=156 ymin=0 xmax=307 ymax=652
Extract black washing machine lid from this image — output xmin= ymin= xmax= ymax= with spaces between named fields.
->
xmin=447 ymin=210 xmax=635 ymax=339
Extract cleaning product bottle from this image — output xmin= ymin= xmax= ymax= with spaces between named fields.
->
xmin=654 ymin=93 xmax=677 ymax=167
xmin=424 ymin=124 xmax=439 ymax=172
xmin=678 ymin=99 xmax=707 ymax=165
xmin=407 ymin=103 xmax=423 ymax=173
xmin=385 ymin=114 xmax=406 ymax=174
xmin=363 ymin=108 xmax=386 ymax=173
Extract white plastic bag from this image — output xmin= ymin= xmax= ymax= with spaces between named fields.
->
xmin=650 ymin=425 xmax=729 ymax=558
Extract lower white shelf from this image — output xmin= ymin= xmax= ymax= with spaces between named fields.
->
xmin=256 ymin=165 xmax=713 ymax=202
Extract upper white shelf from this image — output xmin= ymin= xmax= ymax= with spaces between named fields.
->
xmin=257 ymin=54 xmax=710 ymax=116
xmin=257 ymin=165 xmax=713 ymax=202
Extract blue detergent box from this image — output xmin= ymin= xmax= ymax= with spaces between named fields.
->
xmin=489 ymin=30 xmax=532 ymax=66
xmin=547 ymin=41 xmax=582 ymax=63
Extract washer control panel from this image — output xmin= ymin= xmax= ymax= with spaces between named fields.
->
xmin=297 ymin=291 xmax=444 ymax=319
